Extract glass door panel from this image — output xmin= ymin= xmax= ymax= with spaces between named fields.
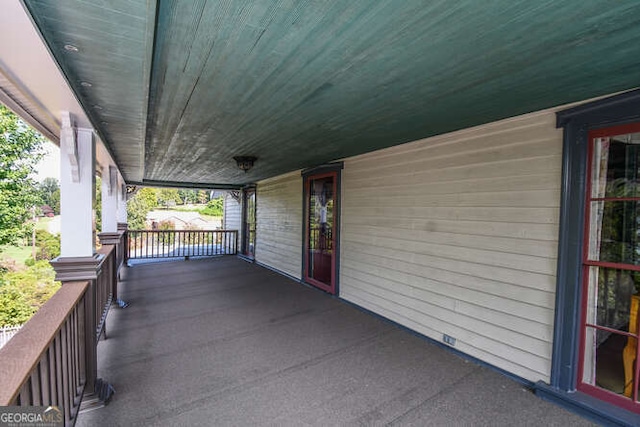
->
xmin=243 ymin=188 xmax=256 ymax=258
xmin=304 ymin=173 xmax=336 ymax=294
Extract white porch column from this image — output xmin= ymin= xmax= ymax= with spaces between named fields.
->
xmin=100 ymin=165 xmax=118 ymax=233
xmin=59 ymin=114 xmax=95 ymax=258
xmin=117 ymin=179 xmax=128 ymax=226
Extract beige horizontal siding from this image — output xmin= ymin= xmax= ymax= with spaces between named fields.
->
xmin=340 ymin=109 xmax=562 ymax=383
xmin=224 ymin=194 xmax=242 ymax=231
xmin=256 ymin=171 xmax=302 ymax=279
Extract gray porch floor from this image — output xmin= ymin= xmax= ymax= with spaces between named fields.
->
xmin=78 ymin=257 xmax=593 ymax=426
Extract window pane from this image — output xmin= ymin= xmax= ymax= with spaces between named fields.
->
xmin=583 ymin=267 xmax=640 ymax=398
xmin=591 ymin=133 xmax=640 ymax=199
xmin=582 ymin=325 xmax=634 ymax=396
xmin=588 ymin=200 xmax=640 ymax=265
xmin=587 ymin=267 xmax=637 ymax=332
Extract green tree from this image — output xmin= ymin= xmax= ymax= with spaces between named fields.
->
xmin=95 ymin=176 xmax=101 ymax=232
xmin=197 ymin=190 xmax=209 ymax=204
xmin=0 ymin=260 xmax=60 ymax=326
xmin=0 ymin=104 xmax=45 ymax=247
xmin=127 ymin=187 xmax=158 ymax=229
xmin=178 ymin=189 xmax=197 ymax=204
xmin=201 ymin=197 xmax=224 ymax=216
xmin=25 ymin=230 xmax=60 ymax=263
xmin=37 ymin=177 xmax=60 ymax=213
xmin=50 ymin=188 xmax=60 ymax=215
xmin=157 ymin=188 xmax=182 ymax=208
xmin=0 ymin=283 xmax=34 ymax=325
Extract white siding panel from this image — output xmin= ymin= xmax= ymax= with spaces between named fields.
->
xmin=256 ymin=171 xmax=302 ymax=279
xmin=341 ymin=109 xmax=562 ymax=383
xmin=223 ymin=193 xmax=242 ymax=231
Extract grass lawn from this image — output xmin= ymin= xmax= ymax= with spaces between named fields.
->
xmin=0 ymin=244 xmax=32 ymax=266
xmin=172 ymin=206 xmax=199 ymax=212
xmin=199 ymin=214 xmax=223 ymax=223
xmin=36 ymin=217 xmax=54 ymax=231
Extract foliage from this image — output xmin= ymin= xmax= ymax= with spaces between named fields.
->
xmin=0 ymin=283 xmax=34 ymax=325
xmin=37 ymin=177 xmax=60 ymax=215
xmin=201 ymin=197 xmax=223 ymax=216
xmin=26 ymin=230 xmax=60 ymax=263
xmin=50 ymin=189 xmax=60 ymax=215
xmin=157 ymin=220 xmax=175 ymax=230
xmin=127 ymin=187 xmax=159 ymax=229
xmin=0 ymin=260 xmax=60 ymax=326
xmin=197 ymin=190 xmax=209 ymax=204
xmin=95 ymin=176 xmax=102 ymax=232
xmin=0 ymin=245 xmax=32 ymax=266
xmin=127 ymin=187 xmax=223 ymax=229
xmin=157 ymin=188 xmax=182 ymax=208
xmin=0 ymin=105 xmax=45 ymax=247
xmin=178 ymin=189 xmax=198 ymax=204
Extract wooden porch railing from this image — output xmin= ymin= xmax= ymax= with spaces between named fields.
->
xmin=0 ymin=281 xmax=89 ymax=424
xmin=95 ymin=244 xmax=116 ymax=340
xmin=126 ymin=229 xmax=238 ymax=260
xmin=0 ymin=238 xmax=123 ymax=425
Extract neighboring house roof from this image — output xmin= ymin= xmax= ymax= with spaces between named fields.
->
xmin=147 ymin=210 xmax=200 ymax=223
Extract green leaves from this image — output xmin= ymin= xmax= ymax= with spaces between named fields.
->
xmin=127 ymin=187 xmax=160 ymax=229
xmin=0 ymin=260 xmax=60 ymax=326
xmin=0 ymin=105 xmax=45 ymax=247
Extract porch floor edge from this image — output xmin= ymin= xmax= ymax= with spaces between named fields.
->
xmin=534 ymin=382 xmax=640 ymax=426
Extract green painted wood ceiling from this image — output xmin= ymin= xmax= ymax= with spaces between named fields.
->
xmin=24 ymin=0 xmax=640 ymax=187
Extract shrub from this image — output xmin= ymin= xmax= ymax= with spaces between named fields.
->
xmin=34 ymin=230 xmax=60 ymax=261
xmin=201 ymin=197 xmax=223 ymax=216
xmin=0 ymin=260 xmax=60 ymax=326
xmin=157 ymin=220 xmax=175 ymax=230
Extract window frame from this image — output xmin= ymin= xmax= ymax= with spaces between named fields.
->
xmin=551 ymin=89 xmax=640 ymax=414
xmin=577 ymin=123 xmax=640 ymax=410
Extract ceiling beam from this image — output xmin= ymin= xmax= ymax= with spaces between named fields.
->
xmin=127 ymin=179 xmax=243 ymax=191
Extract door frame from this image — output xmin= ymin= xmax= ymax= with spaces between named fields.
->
xmin=301 ymin=163 xmax=343 ymax=295
xmin=241 ymin=185 xmax=256 ymax=259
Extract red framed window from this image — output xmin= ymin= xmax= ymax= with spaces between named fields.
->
xmin=579 ymin=122 xmax=640 ymax=412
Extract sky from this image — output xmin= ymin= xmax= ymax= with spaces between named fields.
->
xmin=34 ymin=140 xmax=60 ymax=182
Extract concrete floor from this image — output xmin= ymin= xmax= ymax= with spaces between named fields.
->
xmin=78 ymin=257 xmax=595 ymax=426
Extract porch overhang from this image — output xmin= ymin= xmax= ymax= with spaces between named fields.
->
xmin=2 ymin=0 xmax=639 ymax=187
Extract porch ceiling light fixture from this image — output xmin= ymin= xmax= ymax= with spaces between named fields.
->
xmin=233 ymin=156 xmax=257 ymax=173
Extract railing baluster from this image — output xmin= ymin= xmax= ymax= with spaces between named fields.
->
xmin=49 ymin=347 xmax=57 ymax=407
xmin=70 ymin=309 xmax=77 ymax=399
xmin=61 ymin=321 xmax=70 ymax=422
xmin=40 ymin=354 xmax=50 ymax=404
xmin=55 ymin=335 xmax=63 ymax=411
xmin=30 ymin=371 xmax=40 ymax=406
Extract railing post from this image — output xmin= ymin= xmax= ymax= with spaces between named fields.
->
xmin=118 ymin=223 xmax=129 ymax=265
xmin=49 ymin=254 xmax=114 ymax=409
xmin=98 ymin=232 xmax=125 ymax=300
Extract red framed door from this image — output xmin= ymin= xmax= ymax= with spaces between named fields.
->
xmin=578 ymin=122 xmax=640 ymax=413
xmin=243 ymin=188 xmax=256 ymax=258
xmin=304 ymin=172 xmax=337 ymax=294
